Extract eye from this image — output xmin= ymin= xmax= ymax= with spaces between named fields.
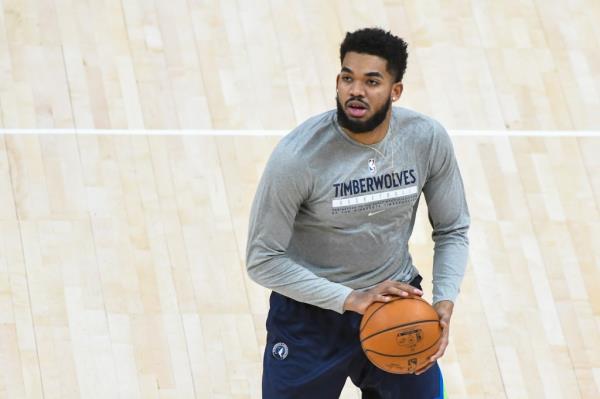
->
xmin=341 ymin=76 xmax=352 ymax=82
xmin=368 ymin=79 xmax=380 ymax=86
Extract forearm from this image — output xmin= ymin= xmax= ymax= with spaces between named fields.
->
xmin=247 ymin=255 xmax=353 ymax=313
xmin=431 ymin=225 xmax=469 ymax=304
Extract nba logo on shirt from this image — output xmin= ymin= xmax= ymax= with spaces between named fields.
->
xmin=368 ymin=159 xmax=376 ymax=174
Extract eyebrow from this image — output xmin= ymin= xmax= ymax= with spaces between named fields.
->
xmin=340 ymin=66 xmax=384 ymax=79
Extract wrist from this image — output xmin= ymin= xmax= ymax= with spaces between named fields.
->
xmin=343 ymin=290 xmax=357 ymax=312
xmin=433 ymin=300 xmax=454 ymax=318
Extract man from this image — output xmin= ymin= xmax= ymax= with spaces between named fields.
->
xmin=246 ymin=27 xmax=469 ymax=399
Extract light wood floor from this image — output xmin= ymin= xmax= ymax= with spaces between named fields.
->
xmin=1 ymin=1 xmax=600 ymax=398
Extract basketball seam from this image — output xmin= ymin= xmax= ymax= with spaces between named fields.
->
xmin=360 ymin=319 xmax=440 ymax=343
xmin=359 ymin=297 xmax=424 ymax=334
xmin=359 ymin=301 xmax=389 ymax=333
xmin=363 ymin=334 xmax=442 ymax=358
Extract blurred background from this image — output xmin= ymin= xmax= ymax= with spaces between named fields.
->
xmin=0 ymin=1 xmax=599 ymax=398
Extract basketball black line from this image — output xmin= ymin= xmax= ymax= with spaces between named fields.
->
xmin=359 ymin=296 xmax=418 ymax=334
xmin=359 ymin=301 xmax=388 ymax=334
xmin=360 ymin=319 xmax=440 ymax=343
xmin=363 ymin=334 xmax=442 ymax=358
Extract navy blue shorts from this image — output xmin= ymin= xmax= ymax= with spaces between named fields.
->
xmin=262 ymin=276 xmax=446 ymax=398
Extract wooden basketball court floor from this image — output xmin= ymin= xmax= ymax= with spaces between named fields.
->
xmin=1 ymin=1 xmax=599 ymax=398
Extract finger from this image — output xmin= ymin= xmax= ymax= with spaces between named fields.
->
xmin=374 ymin=294 xmax=394 ymax=303
xmin=380 ymin=286 xmax=410 ymax=297
xmin=414 ymin=361 xmax=434 ymax=375
xmin=429 ymin=330 xmax=449 ymax=362
xmin=401 ymin=284 xmax=423 ymax=296
xmin=429 ymin=339 xmax=447 ymax=362
xmin=379 ymin=281 xmax=423 ymax=296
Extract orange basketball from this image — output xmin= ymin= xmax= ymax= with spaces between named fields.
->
xmin=359 ymin=296 xmax=442 ymax=374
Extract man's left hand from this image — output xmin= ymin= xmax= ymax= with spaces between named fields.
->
xmin=414 ymin=300 xmax=454 ymax=375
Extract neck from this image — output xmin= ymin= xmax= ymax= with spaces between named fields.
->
xmin=342 ymin=110 xmax=392 ymax=145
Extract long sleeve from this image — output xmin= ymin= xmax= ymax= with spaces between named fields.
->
xmin=422 ymin=123 xmax=470 ymax=304
xmin=245 ymin=144 xmax=353 ymax=313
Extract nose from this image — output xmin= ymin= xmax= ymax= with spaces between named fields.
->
xmin=349 ymin=81 xmax=366 ymax=97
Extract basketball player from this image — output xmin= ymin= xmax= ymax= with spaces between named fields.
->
xmin=246 ymin=28 xmax=469 ymax=399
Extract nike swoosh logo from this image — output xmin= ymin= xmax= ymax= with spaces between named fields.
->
xmin=368 ymin=209 xmax=387 ymax=216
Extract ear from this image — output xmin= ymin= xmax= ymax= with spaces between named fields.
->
xmin=335 ymin=74 xmax=341 ymax=91
xmin=391 ymin=82 xmax=403 ymax=102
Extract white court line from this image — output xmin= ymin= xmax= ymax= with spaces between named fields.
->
xmin=0 ymin=128 xmax=289 ymax=136
xmin=0 ymin=128 xmax=599 ymax=137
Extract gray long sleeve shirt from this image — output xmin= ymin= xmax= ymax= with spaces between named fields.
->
xmin=246 ymin=107 xmax=469 ymax=314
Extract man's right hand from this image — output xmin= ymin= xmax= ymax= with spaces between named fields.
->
xmin=343 ymin=280 xmax=423 ymax=314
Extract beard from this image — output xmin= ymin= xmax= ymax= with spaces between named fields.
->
xmin=336 ymin=95 xmax=391 ymax=134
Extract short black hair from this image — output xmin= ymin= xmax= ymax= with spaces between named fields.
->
xmin=339 ymin=28 xmax=408 ymax=82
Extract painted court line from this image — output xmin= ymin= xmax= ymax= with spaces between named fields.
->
xmin=0 ymin=128 xmax=599 ymax=137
